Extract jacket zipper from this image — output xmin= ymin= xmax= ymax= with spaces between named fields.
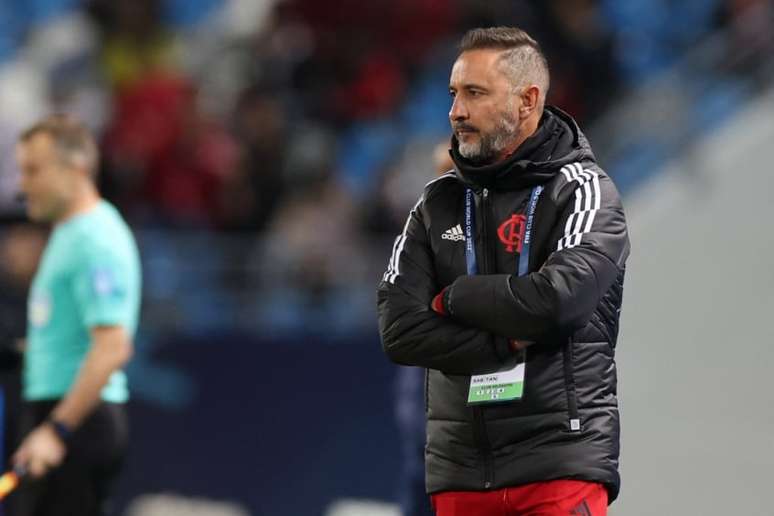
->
xmin=473 ymin=187 xmax=495 ymax=489
xmin=562 ymin=339 xmax=581 ymax=432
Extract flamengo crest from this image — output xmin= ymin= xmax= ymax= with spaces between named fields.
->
xmin=497 ymin=214 xmax=526 ymax=253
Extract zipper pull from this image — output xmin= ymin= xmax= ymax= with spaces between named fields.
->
xmin=482 ymin=188 xmax=489 ymax=199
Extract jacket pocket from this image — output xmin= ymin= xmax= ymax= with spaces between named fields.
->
xmin=572 ymin=341 xmax=617 ymax=408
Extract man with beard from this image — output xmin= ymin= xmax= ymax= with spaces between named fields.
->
xmin=378 ymin=27 xmax=630 ymax=515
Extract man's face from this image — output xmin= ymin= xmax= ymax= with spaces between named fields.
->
xmin=449 ymin=49 xmax=522 ymax=164
xmin=16 ymin=134 xmax=77 ymax=223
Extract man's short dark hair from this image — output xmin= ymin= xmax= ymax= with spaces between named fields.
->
xmin=20 ymin=114 xmax=99 ymax=178
xmin=459 ymin=27 xmax=550 ymax=101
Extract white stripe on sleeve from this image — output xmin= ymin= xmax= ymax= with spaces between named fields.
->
xmin=557 ymin=163 xmax=601 ymax=251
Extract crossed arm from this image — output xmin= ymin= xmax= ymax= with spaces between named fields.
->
xmin=377 ymin=180 xmax=629 ymax=375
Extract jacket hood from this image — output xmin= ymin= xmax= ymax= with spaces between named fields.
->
xmin=450 ymin=105 xmax=596 ymax=191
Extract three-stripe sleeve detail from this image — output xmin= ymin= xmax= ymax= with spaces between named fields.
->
xmin=557 ymin=163 xmax=601 ymax=251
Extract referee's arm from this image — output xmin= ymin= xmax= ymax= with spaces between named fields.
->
xmin=14 ymin=326 xmax=132 ymax=477
xmin=49 ymin=325 xmax=133 ymax=429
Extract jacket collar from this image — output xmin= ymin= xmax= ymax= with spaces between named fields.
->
xmin=450 ymin=106 xmax=595 ymax=191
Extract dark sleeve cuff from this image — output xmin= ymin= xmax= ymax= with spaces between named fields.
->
xmin=446 ymin=274 xmax=506 ymax=324
xmin=431 ymin=287 xmax=451 ymax=316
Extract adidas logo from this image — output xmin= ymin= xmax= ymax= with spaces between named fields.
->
xmin=441 ymin=224 xmax=466 ymax=242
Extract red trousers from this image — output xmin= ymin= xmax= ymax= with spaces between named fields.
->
xmin=431 ymin=480 xmax=607 ymax=516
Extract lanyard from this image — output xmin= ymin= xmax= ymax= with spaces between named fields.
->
xmin=463 ymin=188 xmax=478 ymax=275
xmin=464 ymin=185 xmax=543 ymax=277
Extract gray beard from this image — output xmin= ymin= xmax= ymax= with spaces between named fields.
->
xmin=458 ymin=113 xmax=520 ymax=165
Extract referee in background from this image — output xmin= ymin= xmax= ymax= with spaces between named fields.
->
xmin=10 ymin=115 xmax=141 ymax=516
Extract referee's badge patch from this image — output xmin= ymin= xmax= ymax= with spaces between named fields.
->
xmin=29 ymin=290 xmax=52 ymax=327
xmin=92 ymin=267 xmax=119 ymax=297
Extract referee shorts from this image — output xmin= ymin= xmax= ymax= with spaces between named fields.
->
xmin=10 ymin=400 xmax=128 ymax=516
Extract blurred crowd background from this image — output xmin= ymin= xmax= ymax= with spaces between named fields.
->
xmin=0 ymin=0 xmax=772 ymax=331
xmin=0 ymin=0 xmax=772 ymax=515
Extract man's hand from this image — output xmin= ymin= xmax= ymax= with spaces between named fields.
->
xmin=13 ymin=424 xmax=66 ymax=478
xmin=431 ymin=287 xmax=449 ymax=315
xmin=510 ymin=339 xmax=533 ymax=351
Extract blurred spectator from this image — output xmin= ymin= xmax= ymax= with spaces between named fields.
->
xmin=539 ymin=0 xmax=620 ymax=122
xmin=222 ymin=85 xmax=288 ymax=231
xmin=101 ymin=73 xmax=241 ymax=227
xmin=261 ymin=177 xmax=361 ymax=302
xmin=89 ymin=0 xmax=180 ymax=91
xmin=0 ymin=65 xmax=47 ymax=217
xmin=100 ymin=73 xmax=193 ymax=221
xmin=0 ymin=224 xmax=45 ymax=367
xmin=367 ymin=140 xmax=443 ymax=237
xmin=717 ymin=0 xmax=774 ymax=81
xmin=0 ymin=224 xmax=46 ymax=470
xmin=145 ymin=102 xmax=239 ymax=227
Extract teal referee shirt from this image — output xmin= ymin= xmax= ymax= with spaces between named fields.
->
xmin=24 ymin=200 xmax=141 ymax=403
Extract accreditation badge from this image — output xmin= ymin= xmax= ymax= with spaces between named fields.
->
xmin=467 ymin=350 xmax=526 ymax=405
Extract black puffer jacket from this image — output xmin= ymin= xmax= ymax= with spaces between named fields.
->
xmin=377 ymin=106 xmax=630 ymax=502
